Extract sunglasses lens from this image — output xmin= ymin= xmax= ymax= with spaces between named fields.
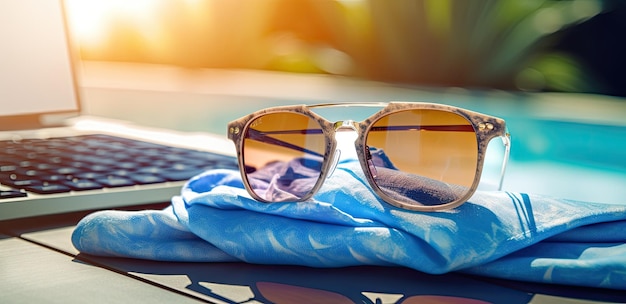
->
xmin=242 ymin=112 xmax=326 ymax=202
xmin=365 ymin=109 xmax=478 ymax=207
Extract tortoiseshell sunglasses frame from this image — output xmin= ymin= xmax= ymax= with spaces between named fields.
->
xmin=228 ymin=102 xmax=510 ymax=211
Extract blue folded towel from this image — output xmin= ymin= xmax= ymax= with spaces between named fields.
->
xmin=72 ymin=160 xmax=626 ymax=290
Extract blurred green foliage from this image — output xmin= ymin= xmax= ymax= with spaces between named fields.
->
xmin=267 ymin=0 xmax=607 ymax=93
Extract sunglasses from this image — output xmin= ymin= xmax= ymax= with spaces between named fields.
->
xmin=228 ymin=102 xmax=510 ymax=211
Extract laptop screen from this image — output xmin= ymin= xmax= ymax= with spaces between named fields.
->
xmin=0 ymin=0 xmax=79 ymax=129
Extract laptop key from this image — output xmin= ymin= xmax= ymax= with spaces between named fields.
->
xmin=85 ymin=164 xmax=112 ymax=172
xmin=73 ymin=172 xmax=106 ymax=180
xmin=129 ymin=174 xmax=167 ymax=184
xmin=136 ymin=166 xmax=164 ymax=175
xmin=44 ymin=174 xmax=72 ymax=182
xmin=25 ymin=184 xmax=72 ymax=194
xmin=159 ymin=168 xmax=205 ymax=181
xmin=53 ymin=167 xmax=82 ymax=175
xmin=0 ymin=165 xmax=17 ymax=172
xmin=0 ymin=190 xmax=27 ymax=199
xmin=115 ymin=162 xmax=141 ymax=170
xmin=64 ymin=179 xmax=104 ymax=191
xmin=2 ymin=178 xmax=42 ymax=188
xmin=96 ymin=176 xmax=135 ymax=188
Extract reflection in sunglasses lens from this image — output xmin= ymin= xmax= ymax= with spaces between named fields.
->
xmin=242 ymin=112 xmax=327 ymax=202
xmin=365 ymin=109 xmax=478 ymax=207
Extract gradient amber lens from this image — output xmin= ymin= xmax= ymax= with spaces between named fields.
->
xmin=365 ymin=109 xmax=478 ymax=207
xmin=242 ymin=112 xmax=327 ymax=202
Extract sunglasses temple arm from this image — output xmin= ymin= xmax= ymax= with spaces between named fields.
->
xmin=247 ymin=129 xmax=325 ymax=158
xmin=497 ymin=132 xmax=512 ymax=190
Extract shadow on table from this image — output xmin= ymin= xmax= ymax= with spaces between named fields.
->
xmin=75 ymin=254 xmax=534 ymax=303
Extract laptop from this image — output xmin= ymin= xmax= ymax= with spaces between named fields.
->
xmin=0 ymin=0 xmax=237 ymax=221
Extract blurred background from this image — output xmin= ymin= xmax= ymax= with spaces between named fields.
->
xmin=61 ymin=0 xmax=626 ymax=203
xmin=64 ymin=0 xmax=626 ymax=97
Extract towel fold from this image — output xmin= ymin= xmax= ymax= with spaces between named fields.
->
xmin=72 ymin=161 xmax=626 ymax=290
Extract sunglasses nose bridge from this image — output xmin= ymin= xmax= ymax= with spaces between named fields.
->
xmin=325 ymin=120 xmax=359 ymax=180
xmin=332 ymin=120 xmax=359 ymax=147
xmin=332 ymin=120 xmax=358 ymax=132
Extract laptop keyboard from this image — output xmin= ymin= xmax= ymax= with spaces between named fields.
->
xmin=0 ymin=134 xmax=237 ymax=198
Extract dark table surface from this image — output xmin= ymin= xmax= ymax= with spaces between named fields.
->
xmin=2 ymin=203 xmax=625 ymax=304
